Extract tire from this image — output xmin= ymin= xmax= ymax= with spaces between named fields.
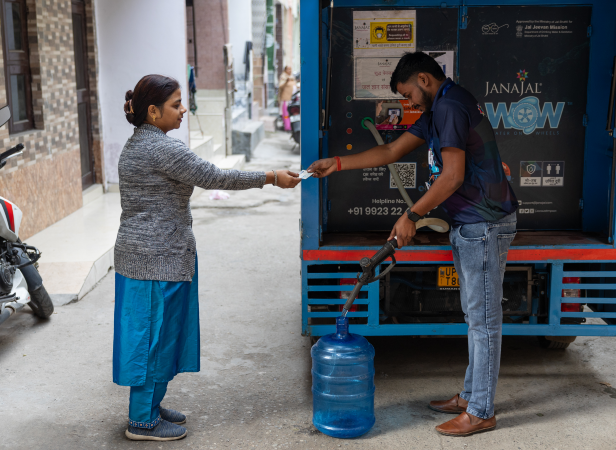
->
xmin=537 ymin=336 xmax=576 ymax=349
xmin=28 ymin=284 xmax=54 ymax=318
xmin=275 ymin=117 xmax=284 ymax=130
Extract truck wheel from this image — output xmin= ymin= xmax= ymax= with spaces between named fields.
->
xmin=537 ymin=336 xmax=576 ymax=349
xmin=28 ymin=285 xmax=54 ymax=318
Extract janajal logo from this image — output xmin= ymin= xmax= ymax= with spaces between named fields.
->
xmin=484 ymin=71 xmax=565 ymax=135
xmin=516 ymin=69 xmax=528 ymax=82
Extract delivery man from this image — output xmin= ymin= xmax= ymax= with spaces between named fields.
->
xmin=307 ymin=51 xmax=518 ymax=437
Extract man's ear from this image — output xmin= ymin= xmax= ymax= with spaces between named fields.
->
xmin=417 ymin=73 xmax=429 ymax=88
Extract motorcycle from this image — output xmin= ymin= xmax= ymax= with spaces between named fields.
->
xmin=0 ymin=105 xmax=54 ymax=326
xmin=287 ymin=89 xmax=300 ymax=149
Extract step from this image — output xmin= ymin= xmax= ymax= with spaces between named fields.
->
xmin=232 ymin=120 xmax=265 ymax=162
xmin=26 ymin=193 xmax=122 ymax=304
xmin=82 ymin=183 xmax=103 ymax=206
xmin=217 ymin=154 xmax=245 ymax=170
xmin=190 ymin=133 xmax=215 ymax=161
xmin=190 ymin=113 xmax=224 ymax=146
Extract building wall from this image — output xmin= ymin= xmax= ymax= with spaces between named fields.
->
xmin=278 ymin=0 xmax=299 ymax=73
xmin=283 ymin=3 xmax=296 ymax=70
xmin=292 ymin=6 xmax=300 ymax=73
xmin=228 ymin=0 xmax=252 ymax=80
xmin=193 ymin=0 xmax=230 ymax=90
xmin=0 ymin=0 xmax=86 ymax=240
xmin=94 ymin=0 xmax=189 ymax=185
xmin=252 ymin=0 xmax=267 ymax=110
xmin=85 ymin=0 xmax=104 ymax=186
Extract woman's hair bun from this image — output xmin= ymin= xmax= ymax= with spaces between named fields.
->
xmin=124 ymin=90 xmax=135 ymax=124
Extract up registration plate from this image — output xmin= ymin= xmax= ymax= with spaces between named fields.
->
xmin=438 ymin=266 xmax=460 ymax=290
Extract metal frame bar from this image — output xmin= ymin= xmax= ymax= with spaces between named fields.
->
xmin=302 ymin=260 xmax=616 ymax=337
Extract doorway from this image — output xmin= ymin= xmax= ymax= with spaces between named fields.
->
xmin=71 ymin=0 xmax=94 ymax=190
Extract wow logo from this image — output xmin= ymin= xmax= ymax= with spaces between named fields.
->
xmin=483 ymin=70 xmax=565 ymax=135
xmin=485 ymin=96 xmax=565 ymax=135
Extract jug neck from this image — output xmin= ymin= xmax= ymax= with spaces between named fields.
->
xmin=335 ymin=316 xmax=349 ymax=339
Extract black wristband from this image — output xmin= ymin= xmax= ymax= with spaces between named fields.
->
xmin=406 ymin=208 xmax=423 ymax=223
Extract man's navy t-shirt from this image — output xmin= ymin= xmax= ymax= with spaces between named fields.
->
xmin=408 ymin=78 xmax=518 ymax=226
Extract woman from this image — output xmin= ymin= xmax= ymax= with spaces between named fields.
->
xmin=278 ymin=66 xmax=296 ymax=132
xmin=114 ymin=75 xmax=300 ymax=441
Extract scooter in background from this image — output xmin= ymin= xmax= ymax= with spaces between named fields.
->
xmin=0 ymin=105 xmax=54 ymax=326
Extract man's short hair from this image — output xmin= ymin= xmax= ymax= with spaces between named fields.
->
xmin=390 ymin=52 xmax=446 ymax=94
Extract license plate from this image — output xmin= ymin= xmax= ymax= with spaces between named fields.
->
xmin=290 ymin=115 xmax=300 ymax=123
xmin=438 ymin=266 xmax=459 ymax=290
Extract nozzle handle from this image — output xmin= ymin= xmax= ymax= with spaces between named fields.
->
xmin=342 ymin=239 xmax=399 ymax=313
xmin=370 ymin=239 xmax=397 ymax=266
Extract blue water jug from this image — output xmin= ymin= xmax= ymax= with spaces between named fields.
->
xmin=311 ymin=316 xmax=376 ymax=438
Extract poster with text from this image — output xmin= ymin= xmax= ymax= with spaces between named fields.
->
xmin=353 ymin=11 xmax=416 ymax=57
xmin=459 ymin=6 xmax=591 ymax=230
xmin=354 ymin=57 xmax=403 ymax=99
xmin=354 ymin=52 xmax=454 ymax=99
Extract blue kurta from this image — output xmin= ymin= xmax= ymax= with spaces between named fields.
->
xmin=113 ymin=257 xmax=200 ymax=386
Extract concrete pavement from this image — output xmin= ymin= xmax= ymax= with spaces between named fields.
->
xmin=25 ymin=192 xmax=121 ymax=305
xmin=0 ymin=132 xmax=615 ymax=449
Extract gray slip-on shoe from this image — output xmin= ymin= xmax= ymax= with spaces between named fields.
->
xmin=125 ymin=419 xmax=187 ymax=441
xmin=160 ymin=407 xmax=186 ymax=425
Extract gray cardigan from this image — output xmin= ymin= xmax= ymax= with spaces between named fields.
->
xmin=114 ymin=124 xmax=266 ymax=281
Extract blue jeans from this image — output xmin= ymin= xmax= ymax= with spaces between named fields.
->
xmin=449 ymin=212 xmax=517 ymax=419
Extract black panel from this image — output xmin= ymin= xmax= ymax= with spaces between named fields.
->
xmin=459 ymin=6 xmax=591 ymax=230
xmin=326 ymin=8 xmax=458 ymax=233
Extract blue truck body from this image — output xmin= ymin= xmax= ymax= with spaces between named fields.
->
xmin=300 ymin=0 xmax=616 ymax=339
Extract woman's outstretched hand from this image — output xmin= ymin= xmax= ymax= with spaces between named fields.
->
xmin=267 ymin=170 xmax=301 ymax=188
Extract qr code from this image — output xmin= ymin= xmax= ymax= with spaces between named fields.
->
xmin=390 ymin=163 xmax=416 ymax=189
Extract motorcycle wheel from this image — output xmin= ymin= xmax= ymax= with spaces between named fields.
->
xmin=292 ymin=130 xmax=301 ymax=145
xmin=275 ymin=116 xmax=284 ymax=130
xmin=28 ymin=284 xmax=54 ymax=318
